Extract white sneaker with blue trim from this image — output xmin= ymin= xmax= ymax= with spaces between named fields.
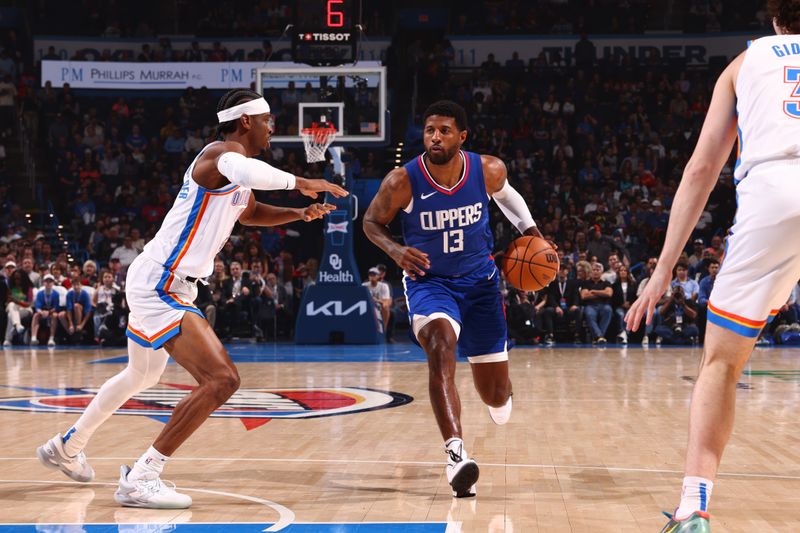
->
xmin=36 ymin=433 xmax=95 ymax=482
xmin=114 ymin=465 xmax=192 ymax=509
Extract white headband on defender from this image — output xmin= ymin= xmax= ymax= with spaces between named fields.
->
xmin=217 ymin=98 xmax=271 ymax=123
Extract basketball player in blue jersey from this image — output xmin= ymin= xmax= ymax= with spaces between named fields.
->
xmin=36 ymin=88 xmax=346 ymax=508
xmin=628 ymin=4 xmax=800 ymax=531
xmin=364 ymin=100 xmax=543 ymax=497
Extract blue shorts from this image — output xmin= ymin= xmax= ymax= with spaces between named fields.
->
xmin=403 ymin=264 xmax=508 ymax=361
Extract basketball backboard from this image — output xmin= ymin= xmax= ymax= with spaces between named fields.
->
xmin=256 ymin=62 xmax=387 ymax=146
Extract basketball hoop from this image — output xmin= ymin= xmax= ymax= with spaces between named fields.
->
xmin=301 ymin=122 xmax=337 ymax=163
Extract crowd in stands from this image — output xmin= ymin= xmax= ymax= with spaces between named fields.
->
xmin=23 ymin=1 xmax=767 ymax=38
xmin=504 ymin=252 xmax=800 ymax=347
xmin=449 ymin=1 xmax=769 ymax=34
xmin=0 ymin=227 xmax=327 ymax=346
xmin=409 ymin=31 xmax=800 ymax=345
xmin=2 ymin=11 xmax=800 ymax=347
xmin=26 ymin=1 xmax=390 ymax=39
xmin=0 ymin=24 xmax=344 ymax=346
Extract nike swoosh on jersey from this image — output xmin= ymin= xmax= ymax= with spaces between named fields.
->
xmin=421 ymin=191 xmax=437 ymax=199
xmin=487 ymin=269 xmax=497 ymax=280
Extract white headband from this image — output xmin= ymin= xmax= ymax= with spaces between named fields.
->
xmin=217 ymin=98 xmax=270 ymax=123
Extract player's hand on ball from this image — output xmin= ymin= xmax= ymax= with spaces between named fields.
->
xmin=625 ymin=267 xmax=671 ymax=332
xmin=524 ymin=226 xmax=558 ymax=250
xmin=302 ymin=203 xmax=336 ymax=221
xmin=392 ymin=246 xmax=430 ymax=280
xmin=296 ymin=177 xmax=348 ymax=199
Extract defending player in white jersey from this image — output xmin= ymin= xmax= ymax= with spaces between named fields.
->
xmin=36 ymin=88 xmax=347 ymax=508
xmin=627 ymin=4 xmax=800 ymax=531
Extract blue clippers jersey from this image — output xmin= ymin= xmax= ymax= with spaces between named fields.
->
xmin=401 ymin=150 xmax=494 ymax=277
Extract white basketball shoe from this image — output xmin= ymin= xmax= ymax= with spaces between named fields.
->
xmin=114 ymin=465 xmax=192 ymax=509
xmin=488 ymin=395 xmax=513 ymax=425
xmin=445 ymin=438 xmax=479 ymax=498
xmin=36 ymin=433 xmax=95 ymax=482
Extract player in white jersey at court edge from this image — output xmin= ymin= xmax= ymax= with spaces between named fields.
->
xmin=627 ymin=3 xmax=800 ymax=531
xmin=36 ymin=88 xmax=347 ymax=508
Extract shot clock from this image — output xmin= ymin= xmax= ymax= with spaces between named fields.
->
xmin=292 ymin=0 xmax=361 ymax=66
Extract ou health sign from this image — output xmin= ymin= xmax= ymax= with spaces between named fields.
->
xmin=41 ymin=60 xmax=272 ymax=89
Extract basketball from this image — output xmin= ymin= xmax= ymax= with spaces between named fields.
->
xmin=502 ymin=236 xmax=559 ymax=292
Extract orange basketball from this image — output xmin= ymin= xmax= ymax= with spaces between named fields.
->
xmin=502 ymin=236 xmax=559 ymax=292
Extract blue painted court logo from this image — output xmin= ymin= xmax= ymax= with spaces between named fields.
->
xmin=0 ymin=385 xmax=412 ymax=430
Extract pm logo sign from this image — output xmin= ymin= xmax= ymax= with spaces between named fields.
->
xmin=306 ymin=300 xmax=367 ymax=316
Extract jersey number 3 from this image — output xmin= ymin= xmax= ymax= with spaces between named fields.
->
xmin=443 ymin=229 xmax=464 ymax=253
xmin=784 ymin=67 xmax=800 ymax=118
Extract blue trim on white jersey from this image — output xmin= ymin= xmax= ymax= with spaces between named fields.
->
xmin=154 ymin=269 xmax=205 ymax=317
xmin=163 ymin=186 xmax=208 ymax=270
xmin=125 ymin=329 xmax=153 ymax=348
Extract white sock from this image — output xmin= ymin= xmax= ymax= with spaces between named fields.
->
xmin=62 ymin=425 xmax=90 ymax=457
xmin=128 ymin=445 xmax=169 ymax=481
xmin=61 ymin=340 xmax=169 ymax=458
xmin=675 ymin=476 xmax=713 ymax=519
xmin=445 ymin=437 xmax=468 ymax=461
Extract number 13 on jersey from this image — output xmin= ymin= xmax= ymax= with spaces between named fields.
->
xmin=783 ymin=66 xmax=800 ymax=118
xmin=443 ymin=229 xmax=464 ymax=253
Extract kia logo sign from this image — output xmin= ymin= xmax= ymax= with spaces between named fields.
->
xmin=306 ymin=300 xmax=367 ymax=316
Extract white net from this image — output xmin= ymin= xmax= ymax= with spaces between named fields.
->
xmin=301 ymin=125 xmax=337 ymax=163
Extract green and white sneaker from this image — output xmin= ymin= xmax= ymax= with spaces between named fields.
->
xmin=660 ymin=511 xmax=711 ymax=533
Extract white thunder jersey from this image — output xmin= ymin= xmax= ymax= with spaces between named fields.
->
xmin=735 ymin=35 xmax=800 ymax=183
xmin=705 ymin=36 xmax=800 ymax=336
xmin=141 ymin=142 xmax=251 ymax=278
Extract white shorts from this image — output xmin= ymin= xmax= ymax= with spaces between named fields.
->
xmin=708 ymin=163 xmax=800 ymax=337
xmin=125 ymin=254 xmax=203 ymax=349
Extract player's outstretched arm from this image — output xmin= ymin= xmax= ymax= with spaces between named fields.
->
xmin=239 ymin=195 xmax=336 ymax=227
xmin=626 ymin=53 xmax=742 ymax=332
xmin=294 ymin=177 xmax=348 ymax=199
xmin=363 ymin=168 xmax=430 ymax=279
xmin=192 ymin=141 xmax=348 ymax=198
xmin=482 ymin=154 xmax=543 ymax=239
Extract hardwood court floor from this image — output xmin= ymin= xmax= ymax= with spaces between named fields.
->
xmin=1 ymin=343 xmax=800 ymax=532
